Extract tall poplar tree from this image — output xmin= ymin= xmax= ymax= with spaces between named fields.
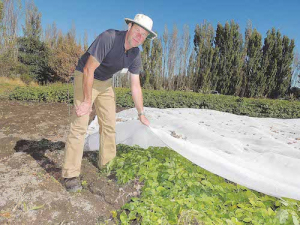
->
xmin=176 ymin=24 xmax=190 ymax=90
xmin=261 ymin=28 xmax=277 ymax=97
xmin=261 ymin=29 xmax=295 ymax=98
xmin=167 ymin=25 xmax=178 ymax=90
xmin=0 ymin=0 xmax=21 ymax=77
xmin=275 ymin=36 xmax=295 ymax=97
xmin=215 ymin=21 xmax=243 ymax=95
xmin=0 ymin=0 xmax=4 ymax=51
xmin=150 ymin=37 xmax=163 ymax=90
xmin=245 ymin=29 xmax=263 ymax=97
xmin=141 ymin=38 xmax=151 ymax=88
xmin=187 ymin=50 xmax=196 ymax=90
xmin=193 ymin=21 xmax=215 ymax=93
xmin=162 ymin=25 xmax=168 ymax=88
xmin=44 ymin=22 xmax=58 ymax=49
xmin=83 ymin=30 xmax=88 ymax=52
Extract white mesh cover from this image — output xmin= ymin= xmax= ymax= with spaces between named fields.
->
xmin=84 ymin=108 xmax=300 ymax=200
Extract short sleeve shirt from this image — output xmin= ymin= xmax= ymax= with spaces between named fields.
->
xmin=75 ymin=29 xmax=142 ymax=81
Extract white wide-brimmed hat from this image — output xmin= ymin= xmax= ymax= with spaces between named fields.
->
xmin=125 ymin=14 xmax=157 ymax=40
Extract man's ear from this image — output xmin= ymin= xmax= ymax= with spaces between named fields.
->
xmin=128 ymin=23 xmax=133 ymax=30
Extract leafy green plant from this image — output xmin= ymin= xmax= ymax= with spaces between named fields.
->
xmin=9 ymin=83 xmax=73 ymax=103
xmin=8 ymin=85 xmax=300 ymax=118
xmin=81 ymin=180 xmax=88 ymax=188
xmin=105 ymin=144 xmax=300 ymax=225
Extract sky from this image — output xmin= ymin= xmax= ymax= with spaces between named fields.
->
xmin=34 ymin=0 xmax=300 ymax=51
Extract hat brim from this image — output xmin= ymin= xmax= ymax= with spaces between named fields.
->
xmin=125 ymin=18 xmax=157 ymax=40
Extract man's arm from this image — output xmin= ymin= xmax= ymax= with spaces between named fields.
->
xmin=130 ymin=73 xmax=150 ymax=126
xmin=76 ymin=55 xmax=100 ymax=117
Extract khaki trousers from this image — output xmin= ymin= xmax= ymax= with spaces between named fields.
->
xmin=62 ymin=70 xmax=116 ymax=178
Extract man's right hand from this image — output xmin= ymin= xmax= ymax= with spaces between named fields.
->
xmin=77 ymin=55 xmax=100 ymax=117
xmin=75 ymin=101 xmax=92 ymax=117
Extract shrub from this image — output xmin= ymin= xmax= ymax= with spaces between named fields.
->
xmin=9 ymin=83 xmax=73 ymax=103
xmin=20 ymin=74 xmax=35 ymax=85
xmin=8 ymin=85 xmax=300 ymax=118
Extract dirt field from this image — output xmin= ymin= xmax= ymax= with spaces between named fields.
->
xmin=0 ymin=100 xmax=136 ymax=224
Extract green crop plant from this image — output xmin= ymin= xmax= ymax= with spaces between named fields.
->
xmin=105 ymin=144 xmax=300 ymax=225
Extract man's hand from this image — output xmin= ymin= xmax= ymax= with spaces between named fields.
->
xmin=130 ymin=73 xmax=149 ymax=126
xmin=77 ymin=55 xmax=99 ymax=117
xmin=139 ymin=115 xmax=150 ymax=126
xmin=76 ymin=101 xmax=92 ymax=117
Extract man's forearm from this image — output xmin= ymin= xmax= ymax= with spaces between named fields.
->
xmin=82 ymin=68 xmax=94 ymax=103
xmin=76 ymin=56 xmax=99 ymax=117
xmin=130 ymin=74 xmax=149 ymax=126
xmin=131 ymin=84 xmax=144 ymax=114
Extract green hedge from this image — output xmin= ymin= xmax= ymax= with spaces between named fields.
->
xmin=9 ymin=83 xmax=73 ymax=103
xmin=106 ymin=145 xmax=300 ymax=224
xmin=9 ymin=85 xmax=300 ymax=118
xmin=117 ymin=88 xmax=300 ymax=118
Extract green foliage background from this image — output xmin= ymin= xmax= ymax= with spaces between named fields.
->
xmin=1 ymin=0 xmax=298 ymax=98
xmin=9 ymin=85 xmax=300 ymax=119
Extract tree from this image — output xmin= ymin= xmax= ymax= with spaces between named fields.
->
xmin=49 ymin=27 xmax=83 ymax=82
xmin=177 ymin=24 xmax=190 ymax=90
xmin=83 ymin=30 xmax=88 ymax=52
xmin=162 ymin=25 xmax=168 ymax=88
xmin=290 ymin=51 xmax=300 ymax=97
xmin=167 ymin=24 xmax=178 ymax=90
xmin=293 ymin=50 xmax=300 ymax=73
xmin=150 ymin=37 xmax=163 ymax=89
xmin=140 ymin=38 xmax=151 ymax=88
xmin=193 ymin=21 xmax=215 ymax=93
xmin=261 ymin=28 xmax=277 ymax=97
xmin=214 ymin=21 xmax=244 ymax=95
xmin=23 ymin=0 xmax=41 ymax=38
xmin=0 ymin=1 xmax=4 ymax=39
xmin=239 ymin=20 xmax=252 ymax=97
xmin=0 ymin=0 xmax=21 ymax=77
xmin=0 ymin=0 xmax=2 ymax=18
xmin=260 ymin=28 xmax=294 ymax=98
xmin=18 ymin=37 xmax=52 ymax=84
xmin=186 ymin=50 xmax=196 ymax=90
xmin=17 ymin=0 xmax=52 ymax=84
xmin=275 ymin=36 xmax=295 ymax=97
xmin=244 ymin=29 xmax=263 ymax=97
xmin=44 ymin=22 xmax=58 ymax=49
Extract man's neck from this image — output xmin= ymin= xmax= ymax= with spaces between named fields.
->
xmin=124 ymin=31 xmax=130 ymax=51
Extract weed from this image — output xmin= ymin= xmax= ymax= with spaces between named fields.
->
xmin=81 ymin=180 xmax=88 ymax=187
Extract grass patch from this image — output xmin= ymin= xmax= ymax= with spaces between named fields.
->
xmin=0 ymin=77 xmax=38 ymax=98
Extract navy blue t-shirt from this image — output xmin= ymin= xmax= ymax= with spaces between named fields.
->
xmin=75 ymin=29 xmax=142 ymax=81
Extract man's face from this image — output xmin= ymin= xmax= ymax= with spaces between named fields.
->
xmin=126 ymin=23 xmax=149 ymax=48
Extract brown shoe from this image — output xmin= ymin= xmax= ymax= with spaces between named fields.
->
xmin=64 ymin=177 xmax=82 ymax=192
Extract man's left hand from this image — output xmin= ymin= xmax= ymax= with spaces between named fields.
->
xmin=139 ymin=115 xmax=150 ymax=126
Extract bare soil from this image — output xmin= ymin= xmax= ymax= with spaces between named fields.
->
xmin=0 ymin=100 xmax=135 ymax=224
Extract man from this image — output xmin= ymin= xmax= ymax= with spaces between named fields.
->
xmin=62 ymin=14 xmax=157 ymax=192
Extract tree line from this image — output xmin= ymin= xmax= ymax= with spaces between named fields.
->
xmin=0 ymin=0 xmax=298 ymax=99
xmin=0 ymin=0 xmax=83 ymax=84
xmin=141 ymin=21 xmax=297 ymax=99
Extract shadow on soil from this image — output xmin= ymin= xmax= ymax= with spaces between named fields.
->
xmin=13 ymin=139 xmax=100 ymax=185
